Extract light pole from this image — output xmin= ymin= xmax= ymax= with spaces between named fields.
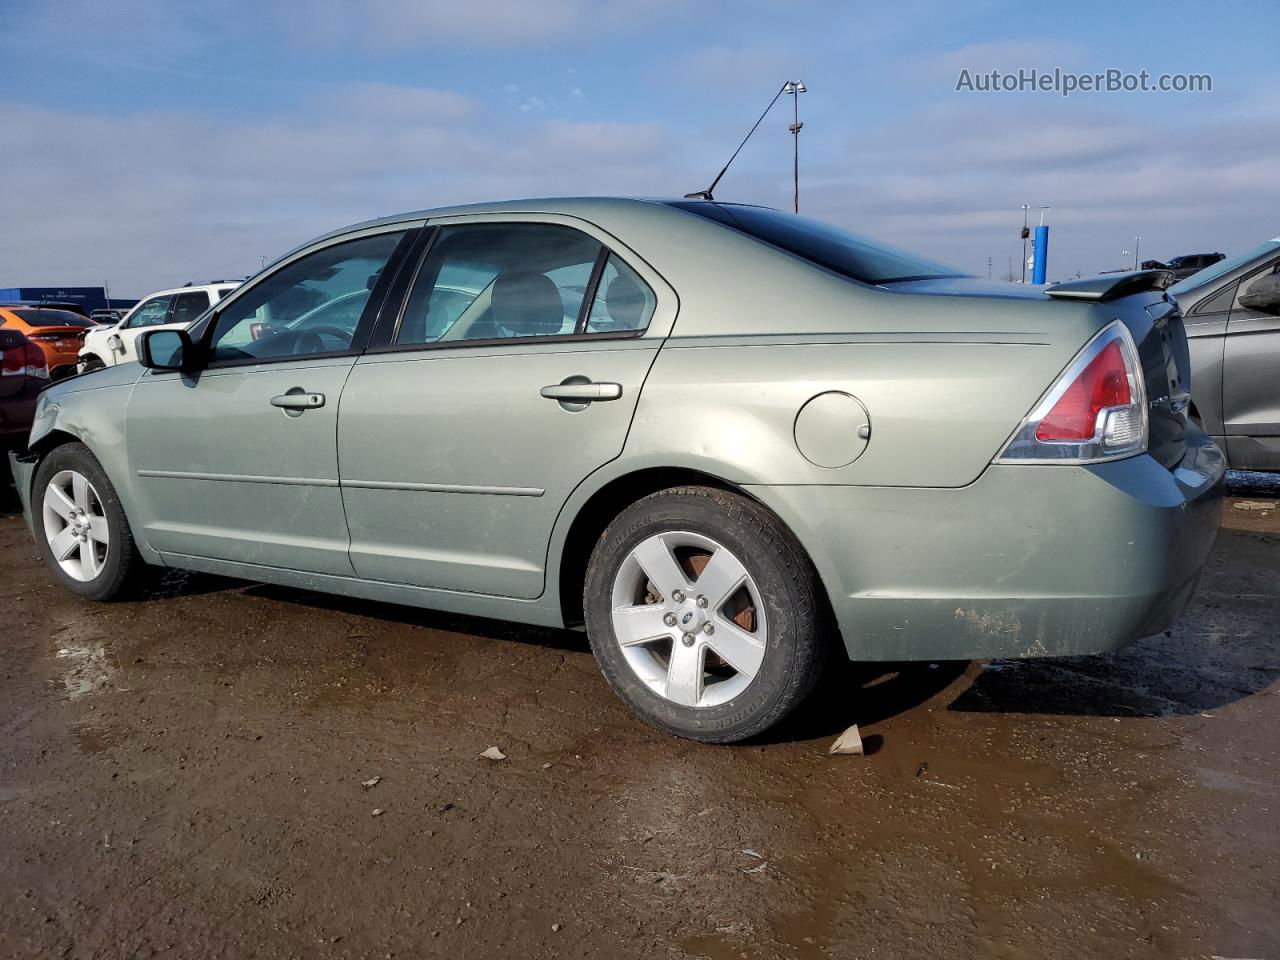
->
xmin=784 ymin=81 xmax=806 ymax=213
xmin=1020 ymin=204 xmax=1031 ymax=283
xmin=1133 ymin=236 xmax=1141 ymax=271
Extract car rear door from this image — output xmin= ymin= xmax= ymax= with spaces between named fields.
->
xmin=124 ymin=227 xmax=416 ymax=574
xmin=336 ymin=216 xmax=676 ymax=599
xmin=1222 ymin=255 xmax=1280 ymax=468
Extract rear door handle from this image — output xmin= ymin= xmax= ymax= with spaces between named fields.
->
xmin=270 ymin=391 xmax=326 ymax=410
xmin=539 ymin=382 xmax=623 ymax=402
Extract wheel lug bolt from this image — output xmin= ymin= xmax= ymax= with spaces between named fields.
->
xmin=695 ymin=595 xmax=708 ymax=608
xmin=703 ymin=623 xmax=715 ymax=635
xmin=663 ymin=613 xmax=677 ymax=627
xmin=681 ymin=633 xmax=695 ymax=647
xmin=672 ymin=590 xmax=685 ymax=603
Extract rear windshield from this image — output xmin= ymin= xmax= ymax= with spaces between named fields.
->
xmin=9 ymin=308 xmax=94 ymax=328
xmin=667 ymin=201 xmax=967 ymax=285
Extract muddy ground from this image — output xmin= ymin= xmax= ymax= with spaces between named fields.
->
xmin=2 ymin=476 xmax=1278 ymax=960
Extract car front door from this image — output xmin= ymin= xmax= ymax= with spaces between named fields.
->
xmin=124 ymin=227 xmax=414 ymax=574
xmin=1223 ymin=256 xmax=1280 ymax=469
xmin=337 ymin=217 xmax=675 ymax=599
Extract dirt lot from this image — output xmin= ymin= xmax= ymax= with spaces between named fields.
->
xmin=2 ymin=477 xmax=1278 ymax=960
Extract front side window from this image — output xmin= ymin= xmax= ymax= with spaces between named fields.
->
xmin=209 ymin=232 xmax=404 ymax=363
xmin=125 ymin=296 xmax=173 ymax=329
xmin=169 ymin=291 xmax=211 ymax=326
xmin=395 ymin=223 xmax=606 ymax=345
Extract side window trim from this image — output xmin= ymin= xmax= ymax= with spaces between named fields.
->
xmin=197 ymin=226 xmax=422 ymax=370
xmin=574 ymin=248 xmax=610 ymax=335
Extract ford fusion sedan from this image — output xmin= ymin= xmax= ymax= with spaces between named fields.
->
xmin=10 ymin=198 xmax=1224 ymax=743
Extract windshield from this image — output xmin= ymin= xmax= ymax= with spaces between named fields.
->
xmin=667 ymin=201 xmax=967 ymax=285
xmin=1170 ymin=238 xmax=1280 ymax=294
xmin=10 ymin=308 xmax=94 ymax=328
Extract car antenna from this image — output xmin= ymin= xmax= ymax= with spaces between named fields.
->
xmin=684 ymin=81 xmax=790 ymax=201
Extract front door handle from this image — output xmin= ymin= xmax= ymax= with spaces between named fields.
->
xmin=539 ymin=381 xmax=623 ymax=402
xmin=270 ymin=391 xmax=326 ymax=410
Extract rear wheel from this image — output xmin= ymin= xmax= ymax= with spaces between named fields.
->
xmin=584 ymin=486 xmax=829 ymax=743
xmin=32 ymin=443 xmax=149 ymax=600
xmin=79 ymin=354 xmax=105 ymax=373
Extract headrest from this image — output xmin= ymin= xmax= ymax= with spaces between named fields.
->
xmin=491 ymin=271 xmax=564 ymax=336
xmin=604 ymin=271 xmax=647 ymax=330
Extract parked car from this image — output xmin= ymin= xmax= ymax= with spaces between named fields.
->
xmin=10 ymin=198 xmax=1223 ymax=742
xmin=78 ymin=281 xmax=241 ymax=372
xmin=1 ymin=328 xmax=49 ymax=455
xmin=1170 ymin=237 xmax=1280 ymax=471
xmin=90 ymin=309 xmax=125 ymax=325
xmin=1142 ymin=252 xmax=1225 ymax=280
xmin=0 ymin=305 xmax=95 ymax=380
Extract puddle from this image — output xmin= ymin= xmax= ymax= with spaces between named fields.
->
xmin=54 ymin=636 xmax=117 ymax=700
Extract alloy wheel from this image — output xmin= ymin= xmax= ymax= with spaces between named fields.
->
xmin=610 ymin=530 xmax=768 ymax=708
xmin=42 ymin=469 xmax=110 ymax=582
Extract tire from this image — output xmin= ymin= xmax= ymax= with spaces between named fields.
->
xmin=80 ymin=354 xmax=106 ymax=373
xmin=584 ymin=485 xmax=829 ymax=743
xmin=32 ymin=442 xmax=149 ymax=601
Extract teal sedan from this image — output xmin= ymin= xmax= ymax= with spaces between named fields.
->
xmin=10 ymin=198 xmax=1224 ymax=742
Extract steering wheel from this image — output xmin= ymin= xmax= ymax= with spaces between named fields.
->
xmin=294 ymin=325 xmax=353 ymax=354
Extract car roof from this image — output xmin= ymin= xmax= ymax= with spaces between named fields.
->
xmin=137 ymin=281 xmax=243 ymax=298
xmin=269 ymin=196 xmax=711 ymax=268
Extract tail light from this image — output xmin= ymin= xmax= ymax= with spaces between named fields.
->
xmin=997 ymin=321 xmax=1147 ymax=463
xmin=25 ymin=341 xmax=51 ymax=379
xmin=0 ymin=334 xmax=50 ymax=379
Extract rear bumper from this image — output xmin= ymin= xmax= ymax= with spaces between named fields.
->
xmin=748 ymin=434 xmax=1225 ymax=661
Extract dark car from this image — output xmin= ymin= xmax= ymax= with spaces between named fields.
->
xmin=1 ymin=328 xmax=50 ymax=454
xmin=1172 ymin=237 xmax=1280 ymax=470
xmin=1142 ymin=253 xmax=1226 ymax=281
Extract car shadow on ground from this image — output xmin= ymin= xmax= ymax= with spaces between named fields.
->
xmin=242 ymin=583 xmax=594 ymax=656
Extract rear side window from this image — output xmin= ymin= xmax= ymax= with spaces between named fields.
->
xmin=583 ymin=254 xmax=655 ymax=334
xmin=216 ymin=287 xmax=237 ymax=300
xmin=394 ymin=223 xmax=654 ymax=346
xmin=169 ymin=291 xmax=211 ymax=325
xmin=667 ymin=201 xmax=966 ymax=285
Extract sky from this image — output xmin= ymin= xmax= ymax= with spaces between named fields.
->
xmin=1 ymin=0 xmax=1277 ymax=296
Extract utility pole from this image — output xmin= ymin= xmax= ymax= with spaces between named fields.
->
xmin=784 ymin=81 xmax=806 ymax=213
xmin=1020 ymin=204 xmax=1031 ymax=283
xmin=1133 ymin=236 xmax=1141 ymax=271
xmin=987 ymin=256 xmax=992 ymax=279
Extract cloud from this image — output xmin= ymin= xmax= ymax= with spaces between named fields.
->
xmin=0 ymin=96 xmax=678 ymax=295
xmin=675 ymin=45 xmax=803 ymax=90
xmin=277 ymin=0 xmax=692 ymax=49
xmin=326 ymin=84 xmax=477 ymax=123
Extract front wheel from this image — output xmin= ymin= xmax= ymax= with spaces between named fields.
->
xmin=32 ymin=443 xmax=149 ymax=600
xmin=584 ymin=486 xmax=829 ymax=743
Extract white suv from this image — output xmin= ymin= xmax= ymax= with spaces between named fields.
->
xmin=78 ymin=281 xmax=241 ymax=372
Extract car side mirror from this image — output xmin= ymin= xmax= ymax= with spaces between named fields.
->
xmin=1239 ymin=274 xmax=1280 ymax=316
xmin=138 ymin=329 xmax=195 ymax=371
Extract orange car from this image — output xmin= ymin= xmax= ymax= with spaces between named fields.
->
xmin=0 ymin=306 xmax=96 ymax=380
